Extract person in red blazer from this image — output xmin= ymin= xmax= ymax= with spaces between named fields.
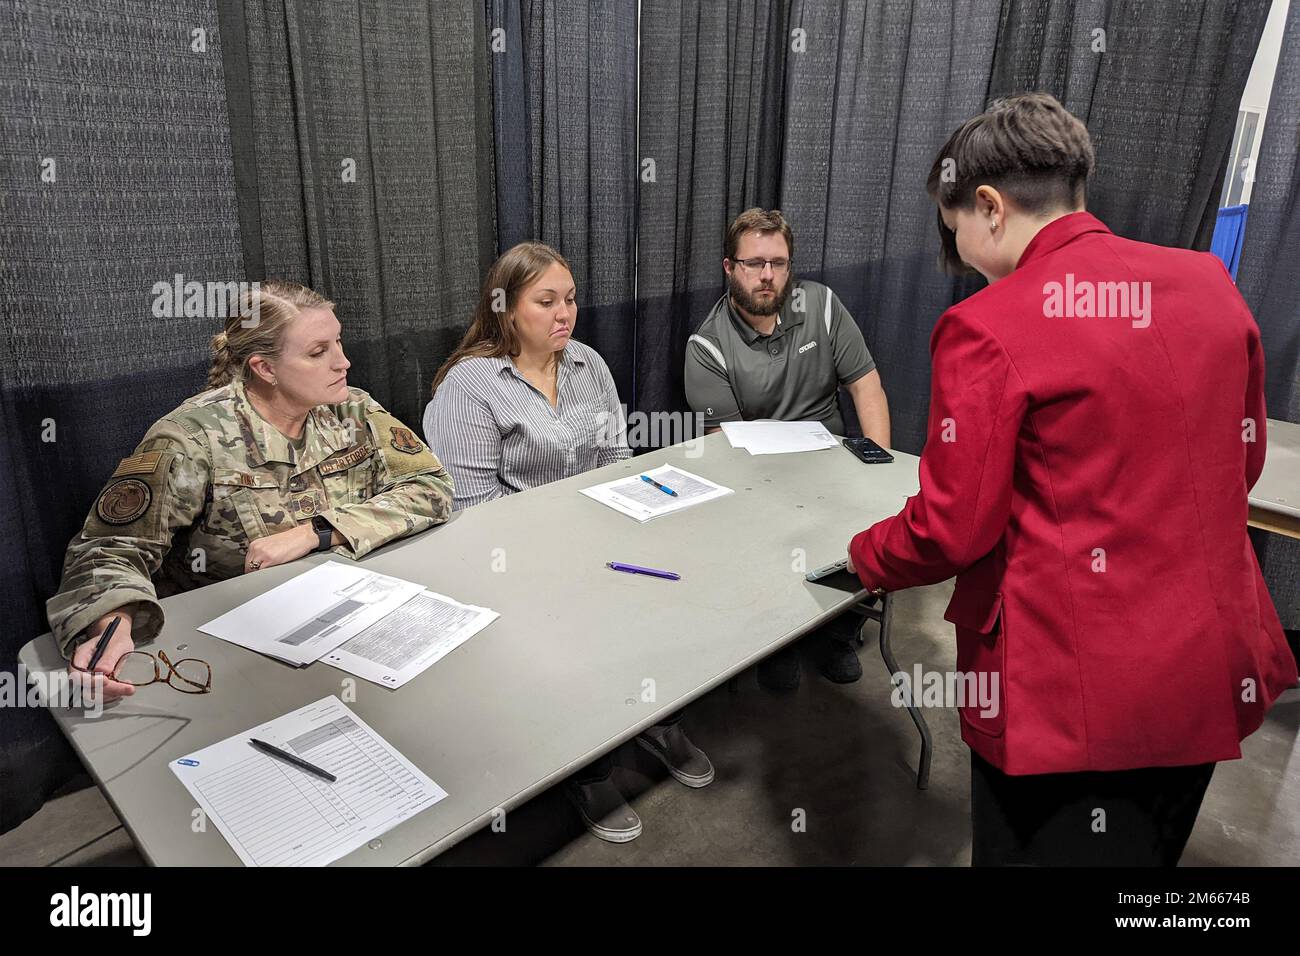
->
xmin=847 ymin=93 xmax=1297 ymax=866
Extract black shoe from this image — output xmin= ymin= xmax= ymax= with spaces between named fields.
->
xmin=758 ymin=644 xmax=801 ymax=691
xmin=636 ymin=723 xmax=715 ymax=788
xmin=821 ymin=634 xmax=862 ymax=683
xmin=565 ymin=777 xmax=642 ymax=843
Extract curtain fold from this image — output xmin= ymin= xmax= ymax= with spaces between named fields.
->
xmin=516 ymin=0 xmax=639 ymax=404
xmin=221 ymin=0 xmax=498 ymax=428
xmin=779 ymin=0 xmax=1000 ymax=451
xmin=0 ymin=0 xmax=244 ymax=832
xmin=776 ymin=0 xmax=1269 ymax=454
xmin=635 ymin=0 xmax=789 ymax=422
xmin=990 ymin=0 xmax=1270 ymax=250
xmin=487 ymin=0 xmax=532 ymax=253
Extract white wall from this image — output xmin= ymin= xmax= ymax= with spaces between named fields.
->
xmin=1230 ymin=0 xmax=1291 ymax=205
xmin=1241 ymin=0 xmax=1291 ymax=115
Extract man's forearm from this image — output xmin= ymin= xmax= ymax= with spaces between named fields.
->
xmin=849 ymin=381 xmax=891 ymax=448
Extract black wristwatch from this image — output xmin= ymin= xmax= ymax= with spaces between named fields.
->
xmin=310 ymin=515 xmax=334 ymax=552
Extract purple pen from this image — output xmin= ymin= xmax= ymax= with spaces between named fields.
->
xmin=607 ymin=562 xmax=681 ymax=581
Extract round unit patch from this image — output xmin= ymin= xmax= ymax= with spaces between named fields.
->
xmin=96 ymin=478 xmax=153 ymax=526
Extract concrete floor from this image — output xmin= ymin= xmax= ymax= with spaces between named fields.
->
xmin=3 ymin=581 xmax=1297 ymax=866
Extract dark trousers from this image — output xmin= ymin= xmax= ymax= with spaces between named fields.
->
xmin=970 ymin=750 xmax=1215 ymax=866
xmin=572 ymin=709 xmax=685 ymax=785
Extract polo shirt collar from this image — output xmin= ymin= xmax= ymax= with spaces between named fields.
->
xmin=724 ymin=289 xmax=803 ymax=344
xmin=1016 ymin=211 xmax=1112 ymax=270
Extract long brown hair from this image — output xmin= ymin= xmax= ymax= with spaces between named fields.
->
xmin=431 ymin=241 xmax=573 ymax=396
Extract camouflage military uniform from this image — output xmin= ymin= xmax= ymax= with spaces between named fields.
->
xmin=47 ymin=378 xmax=454 ymax=657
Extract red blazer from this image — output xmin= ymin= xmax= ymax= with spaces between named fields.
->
xmin=851 ymin=212 xmax=1296 ymax=775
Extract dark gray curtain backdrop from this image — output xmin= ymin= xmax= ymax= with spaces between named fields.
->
xmin=635 ymin=0 xmax=789 ymax=420
xmin=991 ymin=0 xmax=1269 ymax=251
xmin=525 ymin=0 xmax=638 ymax=402
xmin=0 ymin=0 xmax=245 ymax=831
xmin=488 ymin=0 xmax=531 ymax=252
xmin=779 ymin=0 xmax=1268 ymax=455
xmin=487 ymin=0 xmax=639 ymax=408
xmin=219 ymin=0 xmax=498 ymax=429
xmin=1239 ymin=0 xmax=1299 ymax=631
xmin=780 ymin=0 xmax=999 ymax=451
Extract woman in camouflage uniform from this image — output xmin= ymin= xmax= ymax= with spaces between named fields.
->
xmin=48 ymin=281 xmax=454 ymax=700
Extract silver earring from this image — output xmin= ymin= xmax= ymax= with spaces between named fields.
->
xmin=990 ymin=218 xmax=998 ymax=231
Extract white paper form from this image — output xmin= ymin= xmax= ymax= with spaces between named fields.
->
xmin=580 ymin=464 xmax=733 ymax=522
xmin=198 ymin=561 xmax=425 ymax=666
xmin=323 ymin=590 xmax=500 ymax=688
xmin=170 ymin=696 xmax=446 ymax=867
xmin=721 ymin=419 xmax=839 ymax=454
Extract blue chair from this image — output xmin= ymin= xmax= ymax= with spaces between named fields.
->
xmin=1211 ymin=204 xmax=1249 ymax=280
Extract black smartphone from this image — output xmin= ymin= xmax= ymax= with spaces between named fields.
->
xmin=843 ymin=437 xmax=894 ymax=464
xmin=804 ymin=558 xmax=849 ymax=582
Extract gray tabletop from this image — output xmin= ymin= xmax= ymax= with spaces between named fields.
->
xmin=1251 ymin=419 xmax=1300 ymax=520
xmin=20 ymin=432 xmax=920 ymax=866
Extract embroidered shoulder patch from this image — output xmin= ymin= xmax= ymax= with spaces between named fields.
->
xmin=389 ymin=426 xmax=422 ymax=455
xmin=96 ymin=478 xmax=153 ymax=525
xmin=111 ymin=450 xmax=164 ymax=478
xmin=368 ymin=410 xmax=440 ymax=478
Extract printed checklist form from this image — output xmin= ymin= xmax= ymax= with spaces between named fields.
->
xmin=324 ymin=589 xmax=499 ymax=689
xmin=170 ymin=696 xmax=446 ymax=866
xmin=198 ymin=561 xmax=426 ymax=666
xmin=580 ymin=465 xmax=733 ymax=522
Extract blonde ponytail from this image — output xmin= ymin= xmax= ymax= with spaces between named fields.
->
xmin=206 ymin=330 xmax=235 ymax=389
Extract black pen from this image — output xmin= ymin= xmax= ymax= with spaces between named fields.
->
xmin=85 ymin=616 xmax=122 ymax=673
xmin=249 ymin=738 xmax=337 ymax=783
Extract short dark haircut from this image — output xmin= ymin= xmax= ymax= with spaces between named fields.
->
xmin=725 ymin=208 xmax=794 ymax=263
xmin=927 ymin=92 xmax=1095 ymax=273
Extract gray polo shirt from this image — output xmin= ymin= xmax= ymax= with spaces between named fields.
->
xmin=684 ymin=280 xmax=875 ymax=435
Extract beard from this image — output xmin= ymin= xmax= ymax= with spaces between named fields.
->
xmin=729 ymin=270 xmax=793 ymax=318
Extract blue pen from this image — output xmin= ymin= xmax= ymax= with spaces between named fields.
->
xmin=640 ymin=474 xmax=678 ymax=496
xmin=608 ymin=562 xmax=681 ymax=581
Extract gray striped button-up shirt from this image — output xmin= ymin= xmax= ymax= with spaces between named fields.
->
xmin=423 ymin=339 xmax=632 ymax=510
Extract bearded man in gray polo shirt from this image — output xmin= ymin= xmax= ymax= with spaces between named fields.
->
xmin=685 ymin=208 xmax=891 ymax=690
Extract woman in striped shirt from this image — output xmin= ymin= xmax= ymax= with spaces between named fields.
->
xmin=423 ymin=241 xmax=714 ymax=844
